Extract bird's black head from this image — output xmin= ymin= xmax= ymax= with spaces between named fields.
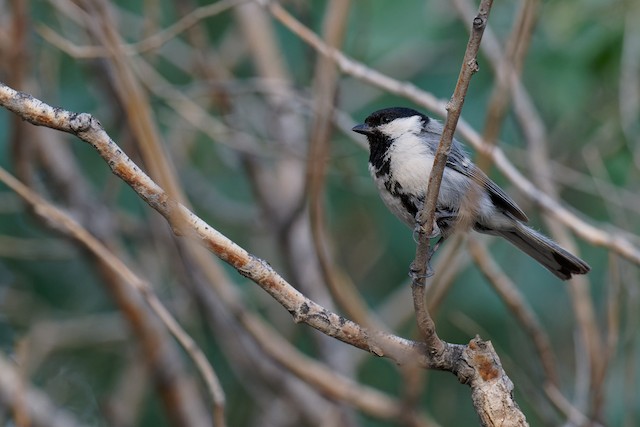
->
xmin=352 ymin=107 xmax=430 ymax=177
xmin=352 ymin=107 xmax=429 ymax=138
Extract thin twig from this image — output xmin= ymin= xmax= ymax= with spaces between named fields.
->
xmin=181 ymin=239 xmax=438 ymax=426
xmin=411 ymin=0 xmax=493 ymax=355
xmin=267 ymin=0 xmax=640 ymax=266
xmin=0 ymin=81 xmax=430 ymax=363
xmin=454 ymin=0 xmax=602 ymax=412
xmin=38 ymin=0 xmax=247 ymax=58
xmin=306 ymin=0 xmax=378 ymax=329
xmin=403 ymin=4 xmax=495 ymax=422
xmin=0 ymin=166 xmax=227 ymax=427
xmin=448 ymin=5 xmax=602 ymax=408
xmin=0 ymin=81 xmax=529 ymax=426
xmin=467 ymin=237 xmax=559 ymax=387
xmin=477 ymin=0 xmax=539 ymax=170
xmin=0 ymin=352 xmax=88 ymax=427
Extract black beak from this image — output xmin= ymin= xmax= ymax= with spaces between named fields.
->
xmin=352 ymin=123 xmax=374 ymax=137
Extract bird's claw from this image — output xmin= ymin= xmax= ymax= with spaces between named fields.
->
xmin=412 ymin=221 xmax=440 ymax=244
xmin=409 ymin=260 xmax=435 ymax=283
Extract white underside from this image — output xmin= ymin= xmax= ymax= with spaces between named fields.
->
xmin=370 ymin=128 xmax=514 ymax=231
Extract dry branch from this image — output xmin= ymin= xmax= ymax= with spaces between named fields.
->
xmin=468 ymin=238 xmax=558 ymax=387
xmin=0 ymin=352 xmax=87 ymax=427
xmin=0 ymin=165 xmax=225 ymax=427
xmin=266 ymin=1 xmax=640 ymax=266
xmin=411 ymin=0 xmax=493 ymax=357
xmin=0 ymin=78 xmax=527 ymax=427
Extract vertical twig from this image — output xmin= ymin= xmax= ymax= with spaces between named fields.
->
xmin=0 ymin=79 xmax=530 ymax=427
xmin=305 ymin=0 xmax=380 ymax=330
xmin=266 ymin=0 xmax=640 ymax=265
xmin=411 ymin=0 xmax=494 ymax=354
xmin=477 ymin=0 xmax=540 ymax=170
xmin=450 ymin=0 xmax=601 ymax=418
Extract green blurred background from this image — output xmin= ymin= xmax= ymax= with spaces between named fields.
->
xmin=0 ymin=0 xmax=638 ymax=426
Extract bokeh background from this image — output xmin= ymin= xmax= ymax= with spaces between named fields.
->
xmin=0 ymin=0 xmax=638 ymax=426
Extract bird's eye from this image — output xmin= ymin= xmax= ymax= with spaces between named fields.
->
xmin=381 ymin=116 xmax=391 ymax=124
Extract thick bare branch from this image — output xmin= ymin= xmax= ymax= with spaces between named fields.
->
xmin=0 ymin=79 xmax=526 ymax=427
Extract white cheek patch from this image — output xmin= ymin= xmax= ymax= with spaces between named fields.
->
xmin=387 ymin=132 xmax=434 ymax=195
xmin=378 ymin=115 xmax=423 ymax=139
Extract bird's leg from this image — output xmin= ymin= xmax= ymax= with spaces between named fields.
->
xmin=409 ymin=259 xmax=434 ymax=281
xmin=411 ymin=210 xmax=457 ymax=279
xmin=410 ymin=217 xmax=438 ymax=280
xmin=410 ymin=209 xmax=455 ymax=279
xmin=428 ymin=235 xmax=446 ymax=259
xmin=412 ymin=218 xmax=440 ymax=244
xmin=416 ymin=235 xmax=450 ymax=278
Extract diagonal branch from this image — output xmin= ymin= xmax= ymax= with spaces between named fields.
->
xmin=0 ymin=352 xmax=88 ymax=427
xmin=0 ymin=166 xmax=226 ymax=427
xmin=266 ymin=0 xmax=640 ymax=266
xmin=0 ymin=80 xmax=431 ymax=364
xmin=0 ymin=81 xmax=527 ymax=426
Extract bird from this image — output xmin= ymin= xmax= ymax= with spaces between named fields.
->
xmin=352 ymin=107 xmax=590 ymax=280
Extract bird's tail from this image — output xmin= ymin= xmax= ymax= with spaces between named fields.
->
xmin=492 ymin=222 xmax=590 ymax=280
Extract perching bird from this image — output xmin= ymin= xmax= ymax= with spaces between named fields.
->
xmin=352 ymin=107 xmax=590 ymax=280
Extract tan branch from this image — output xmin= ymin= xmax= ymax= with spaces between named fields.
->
xmin=0 ymin=80 xmax=527 ymax=427
xmin=0 ymin=352 xmax=87 ymax=427
xmin=0 ymin=165 xmax=225 ymax=426
xmin=451 ymin=0 xmax=603 ymax=413
xmin=38 ymin=0 xmax=247 ymax=58
xmin=468 ymin=238 xmax=558 ymax=387
xmin=411 ymin=0 xmax=493 ymax=359
xmin=306 ymin=0 xmax=379 ymax=329
xmin=266 ymin=0 xmax=640 ymax=266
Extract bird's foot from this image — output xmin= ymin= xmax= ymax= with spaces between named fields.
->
xmin=409 ymin=260 xmax=435 ymax=283
xmin=412 ymin=220 xmax=440 ymax=244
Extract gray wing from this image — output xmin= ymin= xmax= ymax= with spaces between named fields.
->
xmin=446 ymin=140 xmax=528 ymax=222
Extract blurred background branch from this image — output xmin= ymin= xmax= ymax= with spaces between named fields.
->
xmin=0 ymin=0 xmax=637 ymax=426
